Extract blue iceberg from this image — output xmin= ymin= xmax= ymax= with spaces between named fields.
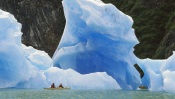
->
xmin=52 ymin=0 xmax=175 ymax=92
xmin=53 ymin=0 xmax=141 ymax=90
xmin=1 ymin=0 xmax=175 ymax=93
xmin=0 ymin=9 xmax=119 ymax=89
xmin=137 ymin=53 xmax=175 ymax=93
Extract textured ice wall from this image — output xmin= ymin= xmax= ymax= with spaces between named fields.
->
xmin=0 ymin=10 xmax=33 ymax=88
xmin=44 ymin=67 xmax=121 ymax=89
xmin=136 ymin=58 xmax=165 ymax=91
xmin=0 ymin=9 xmax=52 ymax=87
xmin=15 ymin=66 xmax=120 ymax=89
xmin=53 ymin=0 xmax=141 ymax=90
xmin=137 ymin=52 xmax=175 ymax=93
xmin=0 ymin=9 xmax=120 ymax=89
xmin=0 ymin=9 xmax=53 ymax=87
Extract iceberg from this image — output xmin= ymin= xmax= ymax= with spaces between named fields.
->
xmin=0 ymin=10 xmax=33 ymax=88
xmin=137 ymin=52 xmax=175 ymax=93
xmin=15 ymin=66 xmax=120 ymax=89
xmin=0 ymin=9 xmax=120 ymax=89
xmin=44 ymin=67 xmax=121 ymax=89
xmin=53 ymin=0 xmax=141 ymax=90
xmin=1 ymin=0 xmax=175 ymax=93
xmin=136 ymin=58 xmax=165 ymax=91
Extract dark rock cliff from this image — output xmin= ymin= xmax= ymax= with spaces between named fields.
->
xmin=0 ymin=0 xmax=175 ymax=59
xmin=0 ymin=0 xmax=65 ymax=57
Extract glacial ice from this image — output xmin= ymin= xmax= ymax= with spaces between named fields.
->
xmin=54 ymin=0 xmax=175 ymax=92
xmin=53 ymin=0 xmax=141 ymax=90
xmin=0 ymin=10 xmax=33 ymax=88
xmin=15 ymin=66 xmax=120 ymax=89
xmin=44 ymin=67 xmax=121 ymax=89
xmin=1 ymin=0 xmax=175 ymax=93
xmin=0 ymin=9 xmax=120 ymax=89
xmin=137 ymin=53 xmax=175 ymax=93
xmin=136 ymin=58 xmax=165 ymax=91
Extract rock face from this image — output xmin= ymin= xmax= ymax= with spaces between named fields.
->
xmin=156 ymin=30 xmax=175 ymax=58
xmin=0 ymin=0 xmax=65 ymax=56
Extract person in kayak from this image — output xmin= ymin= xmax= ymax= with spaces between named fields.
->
xmin=58 ymin=83 xmax=64 ymax=88
xmin=51 ymin=83 xmax=55 ymax=88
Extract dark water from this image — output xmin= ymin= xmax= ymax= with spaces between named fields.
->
xmin=0 ymin=89 xmax=175 ymax=99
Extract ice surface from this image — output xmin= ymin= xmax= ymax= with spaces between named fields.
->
xmin=53 ymin=0 xmax=141 ymax=90
xmin=157 ymin=53 xmax=175 ymax=93
xmin=22 ymin=45 xmax=53 ymax=70
xmin=15 ymin=67 xmax=120 ymax=89
xmin=1 ymin=0 xmax=175 ymax=93
xmin=0 ymin=10 xmax=33 ymax=88
xmin=44 ymin=67 xmax=121 ymax=89
xmin=136 ymin=52 xmax=175 ymax=93
xmin=0 ymin=9 xmax=120 ymax=89
xmin=136 ymin=58 xmax=165 ymax=91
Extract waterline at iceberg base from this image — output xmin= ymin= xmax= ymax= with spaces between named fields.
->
xmin=0 ymin=0 xmax=175 ymax=93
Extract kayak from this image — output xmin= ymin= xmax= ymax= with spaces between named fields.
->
xmin=139 ymin=85 xmax=148 ymax=91
xmin=44 ymin=87 xmax=70 ymax=90
xmin=139 ymin=89 xmax=149 ymax=91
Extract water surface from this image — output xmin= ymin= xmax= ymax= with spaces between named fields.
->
xmin=0 ymin=89 xmax=174 ymax=99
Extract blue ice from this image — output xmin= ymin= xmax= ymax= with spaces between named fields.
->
xmin=53 ymin=0 xmax=141 ymax=90
xmin=1 ymin=0 xmax=175 ymax=93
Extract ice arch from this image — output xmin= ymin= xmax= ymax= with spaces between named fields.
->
xmin=53 ymin=0 xmax=141 ymax=90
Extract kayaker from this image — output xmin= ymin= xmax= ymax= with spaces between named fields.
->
xmin=59 ymin=83 xmax=64 ymax=88
xmin=51 ymin=83 xmax=55 ymax=88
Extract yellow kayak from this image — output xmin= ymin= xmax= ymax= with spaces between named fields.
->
xmin=139 ymin=85 xmax=148 ymax=91
xmin=44 ymin=87 xmax=70 ymax=90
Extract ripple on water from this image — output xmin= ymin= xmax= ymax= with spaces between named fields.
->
xmin=0 ymin=89 xmax=175 ymax=99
